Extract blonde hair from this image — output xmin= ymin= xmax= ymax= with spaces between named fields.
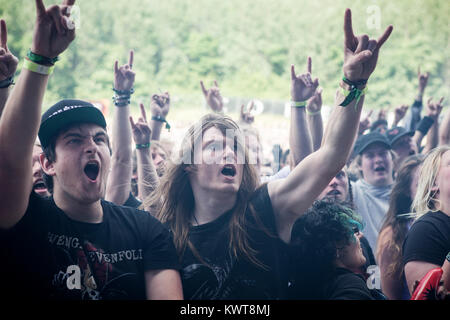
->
xmin=142 ymin=113 xmax=266 ymax=268
xmin=412 ymin=145 xmax=450 ymax=220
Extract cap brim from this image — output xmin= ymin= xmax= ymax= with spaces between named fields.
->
xmin=391 ymin=131 xmax=414 ymax=146
xmin=38 ymin=107 xmax=106 ymax=148
xmin=358 ymin=140 xmax=391 ymax=155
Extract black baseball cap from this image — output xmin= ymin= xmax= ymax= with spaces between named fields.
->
xmin=38 ymin=99 xmax=107 ymax=148
xmin=353 ymin=132 xmax=391 ymax=155
xmin=385 ymin=126 xmax=414 ymax=146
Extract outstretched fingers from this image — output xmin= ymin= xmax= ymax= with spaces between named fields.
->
xmin=375 ymin=25 xmax=393 ymax=50
xmin=344 ymin=8 xmax=356 ymax=50
xmin=200 ymin=81 xmax=208 ymax=96
xmin=35 ymin=0 xmax=47 ymax=17
xmin=128 ymin=50 xmax=134 ymax=69
xmin=307 ymin=56 xmax=312 ymax=74
xmin=0 ymin=19 xmax=7 ymax=50
xmin=140 ymin=103 xmax=147 ymax=121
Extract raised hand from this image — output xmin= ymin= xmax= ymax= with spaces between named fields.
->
xmin=114 ymin=50 xmax=135 ymax=91
xmin=291 ymin=57 xmax=319 ymax=102
xmin=358 ymin=109 xmax=373 ymax=135
xmin=307 ymin=87 xmax=323 ymax=114
xmin=417 ymin=67 xmax=429 ymax=93
xmin=240 ymin=101 xmax=255 ymax=124
xmin=393 ymin=104 xmax=409 ymax=124
xmin=31 ymin=0 xmax=76 ymax=59
xmin=426 ymin=97 xmax=444 ymax=120
xmin=150 ymin=91 xmax=170 ymax=118
xmin=0 ymin=20 xmax=18 ymax=81
xmin=130 ymin=103 xmax=152 ymax=146
xmin=343 ymin=8 xmax=393 ymax=82
xmin=200 ymin=80 xmax=224 ymax=112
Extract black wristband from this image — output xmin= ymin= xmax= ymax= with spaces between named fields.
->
xmin=0 ymin=76 xmax=14 ymax=89
xmin=416 ymin=116 xmax=434 ymax=135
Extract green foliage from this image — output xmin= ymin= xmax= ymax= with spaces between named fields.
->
xmin=1 ymin=0 xmax=448 ymax=113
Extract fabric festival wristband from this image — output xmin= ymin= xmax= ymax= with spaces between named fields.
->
xmin=446 ymin=251 xmax=450 ymax=262
xmin=151 ymin=116 xmax=171 ymax=131
xmin=136 ymin=143 xmax=151 ymax=149
xmin=306 ymin=109 xmax=321 ymax=116
xmin=27 ymin=49 xmax=59 ymax=66
xmin=291 ymin=101 xmax=307 ymax=108
xmin=0 ymin=76 xmax=14 ymax=88
xmin=339 ymin=86 xmax=367 ymax=108
xmin=23 ymin=58 xmax=54 ymax=75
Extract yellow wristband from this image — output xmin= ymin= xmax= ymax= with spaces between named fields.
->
xmin=306 ymin=109 xmax=321 ymax=116
xmin=23 ymin=58 xmax=55 ymax=75
xmin=291 ymin=101 xmax=307 ymax=108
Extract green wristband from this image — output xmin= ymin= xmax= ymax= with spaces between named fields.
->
xmin=136 ymin=143 xmax=151 ymax=149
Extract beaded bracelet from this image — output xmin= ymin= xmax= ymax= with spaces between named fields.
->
xmin=290 ymin=101 xmax=307 ymax=108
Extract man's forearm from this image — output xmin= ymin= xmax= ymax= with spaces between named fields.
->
xmin=136 ymin=148 xmax=158 ymax=201
xmin=0 ymin=69 xmax=48 ymax=167
xmin=321 ymin=94 xmax=364 ymax=170
xmin=307 ymin=113 xmax=323 ymax=151
xmin=290 ymin=107 xmax=313 ymax=166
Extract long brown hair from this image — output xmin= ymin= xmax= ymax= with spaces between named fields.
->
xmin=143 ymin=113 xmax=264 ymax=267
xmin=378 ymin=154 xmax=424 ymax=277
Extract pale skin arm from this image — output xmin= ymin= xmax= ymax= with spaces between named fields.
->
xmin=306 ymin=87 xmax=324 ymax=151
xmin=405 ymin=261 xmax=441 ymax=295
xmin=422 ymin=97 xmax=444 ymax=154
xmin=105 ymin=51 xmax=135 ymax=205
xmin=148 ymin=92 xmax=170 ymax=141
xmin=130 ymin=104 xmax=159 ymax=201
xmin=412 ymin=97 xmax=444 ymax=152
xmin=268 ymin=9 xmax=393 ymax=243
xmin=439 ymin=107 xmax=450 ymax=146
xmin=0 ymin=0 xmax=75 ymax=230
xmin=0 ymin=19 xmax=19 ymax=118
xmin=289 ymin=57 xmax=317 ymax=166
xmin=144 ymin=269 xmax=183 ymax=300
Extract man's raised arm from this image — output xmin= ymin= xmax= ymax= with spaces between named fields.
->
xmin=0 ymin=0 xmax=75 ymax=229
xmin=268 ymin=9 xmax=393 ymax=242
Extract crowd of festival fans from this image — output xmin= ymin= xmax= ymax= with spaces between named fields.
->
xmin=0 ymin=0 xmax=449 ymax=300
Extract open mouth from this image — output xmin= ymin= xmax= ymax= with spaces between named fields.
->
xmin=221 ymin=164 xmax=236 ymax=177
xmin=409 ymin=150 xmax=416 ymax=156
xmin=327 ymin=189 xmax=341 ymax=196
xmin=84 ymin=161 xmax=100 ymax=182
xmin=374 ymin=166 xmax=386 ymax=173
xmin=33 ymin=179 xmax=48 ymax=193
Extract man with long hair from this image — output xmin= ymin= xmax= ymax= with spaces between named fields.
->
xmin=143 ymin=9 xmax=393 ymax=299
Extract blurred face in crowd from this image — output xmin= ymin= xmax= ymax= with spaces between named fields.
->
xmin=360 ymin=143 xmax=394 ymax=187
xmin=187 ymin=126 xmax=244 ymax=195
xmin=318 ymin=169 xmax=349 ymax=202
xmin=335 ymin=228 xmax=366 ymax=272
xmin=392 ymin=136 xmax=417 ymax=166
xmin=151 ymin=144 xmax=167 ymax=168
xmin=32 ymin=144 xmax=50 ymax=198
xmin=41 ymin=123 xmax=111 ymax=204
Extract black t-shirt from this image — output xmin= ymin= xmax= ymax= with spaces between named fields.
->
xmin=324 ymin=268 xmax=381 ymax=300
xmin=403 ymin=210 xmax=450 ymax=266
xmin=179 ymin=183 xmax=289 ymax=300
xmin=122 ymin=192 xmax=142 ymax=209
xmin=0 ymin=192 xmax=180 ymax=300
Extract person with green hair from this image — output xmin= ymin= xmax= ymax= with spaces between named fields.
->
xmin=289 ymin=200 xmax=386 ymax=300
